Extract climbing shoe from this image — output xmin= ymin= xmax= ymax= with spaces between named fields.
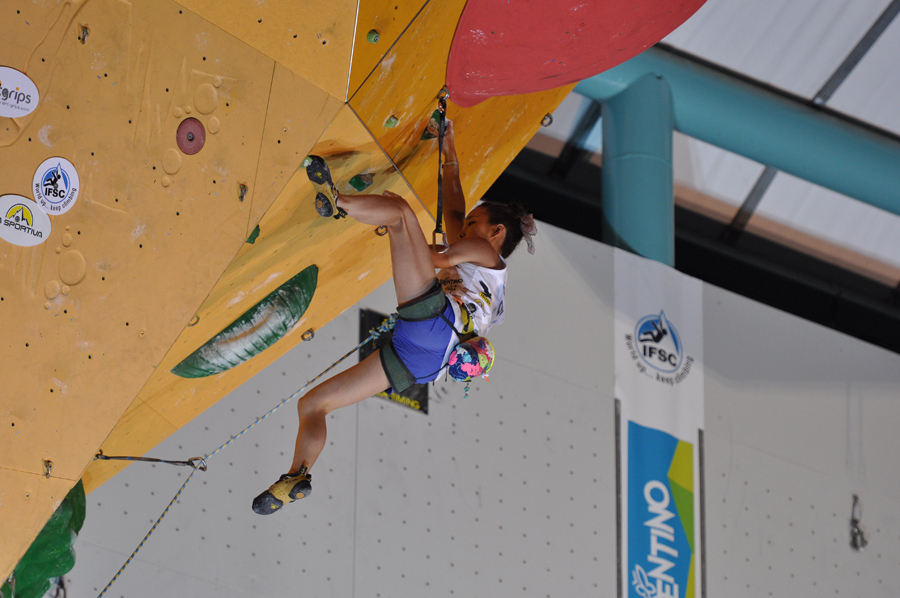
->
xmin=252 ymin=467 xmax=312 ymax=515
xmin=315 ymin=192 xmax=334 ymax=217
xmin=305 ymin=155 xmax=333 ymax=186
xmin=314 ymin=192 xmax=347 ymax=220
xmin=307 ymin=156 xmax=347 ymax=219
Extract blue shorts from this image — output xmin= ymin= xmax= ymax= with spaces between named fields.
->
xmin=380 ymin=281 xmax=458 ymax=393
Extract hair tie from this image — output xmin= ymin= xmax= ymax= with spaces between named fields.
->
xmin=520 ymin=214 xmax=537 ymax=255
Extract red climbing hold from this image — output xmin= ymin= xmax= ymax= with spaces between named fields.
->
xmin=445 ymin=0 xmax=707 ymax=107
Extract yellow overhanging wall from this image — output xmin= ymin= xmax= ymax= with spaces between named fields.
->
xmin=0 ymin=0 xmax=573 ymax=579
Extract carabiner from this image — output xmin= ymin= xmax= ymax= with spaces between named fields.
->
xmin=187 ymin=457 xmax=209 ymax=472
xmin=433 ymin=229 xmax=449 ymax=253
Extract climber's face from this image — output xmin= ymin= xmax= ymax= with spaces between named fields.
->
xmin=461 ymin=207 xmax=504 ymax=245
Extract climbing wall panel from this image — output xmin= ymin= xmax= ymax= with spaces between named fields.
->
xmin=347 ymin=0 xmax=430 ymax=101
xmin=173 ymin=0 xmax=358 ymax=99
xmin=83 ymin=104 xmax=434 ymax=492
xmin=247 ymin=63 xmax=344 ymax=235
xmin=349 ymin=0 xmax=466 ymax=175
xmin=389 ymin=87 xmax=576 ymax=218
xmin=350 ymin=0 xmax=575 ymax=213
xmin=0 ymin=0 xmax=294 ymax=579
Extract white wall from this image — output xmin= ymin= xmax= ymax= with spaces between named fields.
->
xmin=64 ymin=223 xmax=900 ymax=598
xmin=703 ymin=283 xmax=900 ymax=597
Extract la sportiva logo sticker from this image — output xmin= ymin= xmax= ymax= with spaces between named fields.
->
xmin=0 ymin=194 xmax=52 ymax=247
xmin=625 ymin=310 xmax=695 ymax=385
xmin=0 ymin=66 xmax=40 ymax=118
xmin=33 ymin=157 xmax=80 ymax=215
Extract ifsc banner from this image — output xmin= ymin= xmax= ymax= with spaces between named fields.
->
xmin=614 ymin=249 xmax=704 ymax=598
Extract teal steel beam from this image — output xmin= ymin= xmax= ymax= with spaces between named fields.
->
xmin=575 ymin=46 xmax=900 ymax=218
xmin=601 ymin=73 xmax=674 ymax=266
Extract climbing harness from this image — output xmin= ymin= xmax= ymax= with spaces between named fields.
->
xmin=92 ymin=314 xmax=398 ymax=598
xmin=402 ymin=306 xmax=492 ymax=397
xmin=433 ymin=87 xmax=450 ymax=254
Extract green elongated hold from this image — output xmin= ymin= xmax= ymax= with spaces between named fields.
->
xmin=171 ymin=265 xmax=318 ymax=378
xmin=348 ymin=173 xmax=373 ymax=192
xmin=1 ymin=482 xmax=85 ymax=598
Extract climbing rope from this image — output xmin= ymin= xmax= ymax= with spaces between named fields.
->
xmin=95 ymin=469 xmax=197 ymax=598
xmin=93 ymin=314 xmax=398 ymax=598
xmin=433 ymin=87 xmax=450 ymax=253
xmin=205 ymin=313 xmax=397 ymax=461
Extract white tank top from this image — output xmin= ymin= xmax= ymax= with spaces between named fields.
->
xmin=437 ymin=259 xmax=507 ymax=337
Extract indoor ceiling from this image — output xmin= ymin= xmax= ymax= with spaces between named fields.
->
xmin=496 ymin=0 xmax=900 ymax=353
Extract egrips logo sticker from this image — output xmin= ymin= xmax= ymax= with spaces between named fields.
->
xmin=0 ymin=66 xmax=39 ymax=118
xmin=33 ymin=157 xmax=80 ymax=215
xmin=624 ymin=311 xmax=695 ymax=386
xmin=0 ymin=194 xmax=52 ymax=247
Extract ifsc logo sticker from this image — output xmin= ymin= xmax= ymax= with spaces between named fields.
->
xmin=33 ymin=157 xmax=80 ymax=215
xmin=625 ymin=310 xmax=695 ymax=385
xmin=0 ymin=194 xmax=52 ymax=247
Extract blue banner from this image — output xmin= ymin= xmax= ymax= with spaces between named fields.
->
xmin=628 ymin=421 xmax=695 ymax=598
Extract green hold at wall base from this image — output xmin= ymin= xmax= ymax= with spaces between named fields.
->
xmin=2 ymin=481 xmax=85 ymax=598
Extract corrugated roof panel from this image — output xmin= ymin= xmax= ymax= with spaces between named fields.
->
xmin=674 ymin=133 xmax=766 ymax=207
xmin=664 ymin=0 xmax=893 ymax=98
xmin=828 ymin=15 xmax=900 ymax=135
xmin=754 ymin=172 xmax=900 ymax=269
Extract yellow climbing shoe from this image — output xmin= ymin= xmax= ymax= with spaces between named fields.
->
xmin=252 ymin=467 xmax=312 ymax=515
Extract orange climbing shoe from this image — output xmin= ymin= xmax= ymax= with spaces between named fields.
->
xmin=252 ymin=467 xmax=312 ymax=515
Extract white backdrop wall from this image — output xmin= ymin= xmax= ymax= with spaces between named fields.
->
xmin=65 ymin=223 xmax=900 ymax=598
xmin=702 ymin=282 xmax=900 ymax=598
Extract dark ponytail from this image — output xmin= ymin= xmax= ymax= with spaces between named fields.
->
xmin=479 ymin=201 xmax=529 ymax=258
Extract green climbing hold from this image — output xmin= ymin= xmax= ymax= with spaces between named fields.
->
xmin=247 ymin=224 xmax=260 ymax=244
xmin=366 ymin=29 xmax=380 ymax=43
xmin=171 ymin=265 xmax=318 ymax=378
xmin=348 ymin=173 xmax=374 ymax=192
xmin=1 ymin=482 xmax=85 ymax=598
xmin=384 ymin=115 xmax=399 ymax=128
xmin=301 ymin=156 xmax=313 ymax=168
xmin=420 ymin=110 xmax=442 ymax=140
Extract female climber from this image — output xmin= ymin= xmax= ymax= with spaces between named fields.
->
xmin=252 ymin=119 xmax=537 ymax=515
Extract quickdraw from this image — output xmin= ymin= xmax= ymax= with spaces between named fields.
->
xmin=94 ymin=450 xmax=208 ymax=471
xmin=433 ymin=87 xmax=450 ymax=254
